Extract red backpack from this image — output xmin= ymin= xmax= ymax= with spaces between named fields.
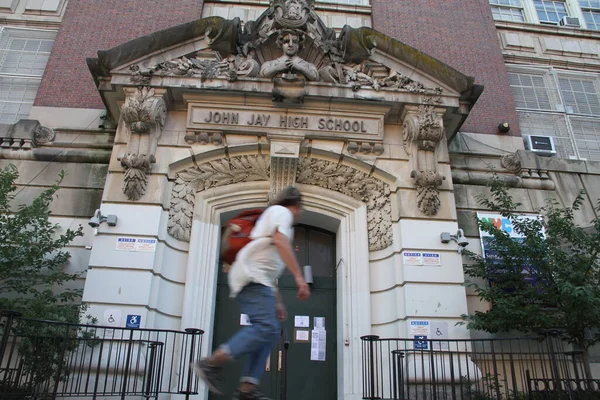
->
xmin=221 ymin=209 xmax=264 ymax=265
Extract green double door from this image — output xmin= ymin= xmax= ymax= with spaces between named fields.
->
xmin=211 ymin=225 xmax=337 ymax=400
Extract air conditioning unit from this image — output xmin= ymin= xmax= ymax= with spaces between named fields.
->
xmin=525 ymin=135 xmax=556 ymax=156
xmin=559 ymin=16 xmax=580 ymax=27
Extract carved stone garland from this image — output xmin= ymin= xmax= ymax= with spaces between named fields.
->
xmin=167 ymin=155 xmax=393 ymax=251
xmin=168 ymin=155 xmax=271 ymax=241
xmin=403 ymin=91 xmax=446 ymax=216
xmin=296 ymin=158 xmax=392 ymax=251
xmin=119 ymin=87 xmax=167 ymax=201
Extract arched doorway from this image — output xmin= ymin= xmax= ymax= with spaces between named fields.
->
xmin=211 ymin=224 xmax=337 ymax=400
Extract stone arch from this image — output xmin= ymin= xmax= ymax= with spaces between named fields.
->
xmin=167 ymin=148 xmax=395 ymax=251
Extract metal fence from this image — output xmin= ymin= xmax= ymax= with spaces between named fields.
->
xmin=0 ymin=310 xmax=204 ymax=399
xmin=361 ymin=335 xmax=600 ymax=400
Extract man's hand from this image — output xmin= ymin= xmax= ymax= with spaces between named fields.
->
xmin=296 ymin=276 xmax=311 ymax=300
xmin=276 ymin=302 xmax=287 ymax=321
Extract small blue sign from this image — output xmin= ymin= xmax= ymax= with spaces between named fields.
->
xmin=126 ymin=314 xmax=141 ymax=329
xmin=414 ymin=335 xmax=428 ymax=350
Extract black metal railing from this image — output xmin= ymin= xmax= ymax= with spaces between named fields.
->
xmin=361 ymin=335 xmax=599 ymax=400
xmin=0 ymin=310 xmax=204 ymax=399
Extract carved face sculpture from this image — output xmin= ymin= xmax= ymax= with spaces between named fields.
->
xmin=284 ymin=0 xmax=304 ymax=19
xmin=281 ymin=33 xmax=300 ymax=57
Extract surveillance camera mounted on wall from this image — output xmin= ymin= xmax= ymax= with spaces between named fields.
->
xmin=88 ymin=209 xmax=118 ymax=228
xmin=440 ymin=229 xmax=469 ymax=252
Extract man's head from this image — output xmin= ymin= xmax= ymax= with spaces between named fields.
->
xmin=276 ymin=30 xmax=304 ymax=57
xmin=272 ymin=186 xmax=303 ymax=222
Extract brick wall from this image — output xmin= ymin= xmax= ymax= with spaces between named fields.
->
xmin=35 ymin=0 xmax=204 ymax=109
xmin=372 ymin=0 xmax=520 ymax=136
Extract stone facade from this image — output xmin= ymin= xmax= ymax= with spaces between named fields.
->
xmin=1 ymin=0 xmax=600 ymax=395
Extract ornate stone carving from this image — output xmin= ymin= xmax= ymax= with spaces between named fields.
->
xmin=184 ymin=131 xmax=224 ymax=145
xmin=119 ymin=87 xmax=167 ymax=201
xmin=346 ymin=141 xmax=384 ymax=155
xmin=168 ymin=155 xmax=271 ymax=241
xmin=269 ymin=137 xmax=301 ymax=197
xmin=260 ymin=30 xmax=319 ymax=102
xmin=120 ymin=153 xmax=154 ymax=201
xmin=501 ymin=152 xmax=522 ymax=174
xmin=33 ymin=125 xmax=56 ymax=145
xmin=296 ymin=158 xmax=392 ymax=251
xmin=411 ymin=170 xmax=444 ymax=216
xmin=402 ymin=92 xmax=446 ymax=216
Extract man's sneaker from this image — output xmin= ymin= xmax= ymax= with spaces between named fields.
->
xmin=191 ymin=359 xmax=223 ymax=395
xmin=234 ymin=388 xmax=272 ymax=400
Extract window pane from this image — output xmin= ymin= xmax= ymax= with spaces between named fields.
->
xmin=579 ymin=0 xmax=600 ymax=9
xmin=570 ymin=116 xmax=600 ymax=161
xmin=508 ymin=72 xmax=554 ymax=110
xmin=534 ymin=0 xmax=568 ymax=23
xmin=0 ymin=28 xmax=56 ymax=77
xmin=518 ymin=111 xmax=576 ymax=158
xmin=559 ymin=77 xmax=600 ymax=116
xmin=490 ymin=0 xmax=522 ymax=6
xmin=491 ymin=6 xmax=525 ymax=21
xmin=582 ymin=10 xmax=600 ymax=29
xmin=0 ymin=76 xmax=39 ymax=124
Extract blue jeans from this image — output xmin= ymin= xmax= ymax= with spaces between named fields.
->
xmin=220 ymin=283 xmax=280 ymax=385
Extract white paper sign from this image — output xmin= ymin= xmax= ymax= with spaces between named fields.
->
xmin=409 ymin=320 xmax=430 ymax=336
xmin=296 ymin=330 xmax=310 ymax=341
xmin=314 ymin=317 xmax=325 ymax=330
xmin=116 ymin=237 xmax=157 ymax=253
xmin=295 ymin=316 xmax=309 ymax=328
xmin=135 ymin=238 xmax=157 ymax=252
xmin=240 ymin=314 xmax=252 ymax=326
xmin=310 ymin=329 xmax=326 ymax=361
xmin=403 ymin=252 xmax=423 ymax=266
xmin=422 ymin=253 xmax=441 ymax=266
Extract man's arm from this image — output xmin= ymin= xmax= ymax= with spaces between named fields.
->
xmin=272 ymin=230 xmax=310 ymax=300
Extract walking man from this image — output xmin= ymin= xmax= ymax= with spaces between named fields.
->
xmin=193 ymin=186 xmax=311 ymax=400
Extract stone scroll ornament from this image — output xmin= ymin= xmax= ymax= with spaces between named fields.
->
xmin=119 ymin=87 xmax=167 ymax=201
xmin=296 ymin=158 xmax=392 ymax=251
xmin=168 ymin=155 xmax=271 ymax=241
xmin=403 ymin=92 xmax=446 ymax=216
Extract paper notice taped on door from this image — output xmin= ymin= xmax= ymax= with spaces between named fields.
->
xmin=310 ymin=329 xmax=326 ymax=361
xmin=240 ymin=314 xmax=251 ymax=326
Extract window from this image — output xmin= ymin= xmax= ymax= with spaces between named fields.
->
xmin=0 ymin=27 xmax=56 ymax=124
xmin=509 ymin=67 xmax=600 ymax=161
xmin=508 ymin=72 xmax=554 ymax=110
xmin=533 ymin=0 xmax=569 ymax=23
xmin=579 ymin=0 xmax=600 ymax=29
xmin=558 ymin=77 xmax=600 ymax=115
xmin=490 ymin=0 xmax=525 ymax=22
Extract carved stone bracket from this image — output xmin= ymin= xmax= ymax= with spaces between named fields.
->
xmin=296 ymin=157 xmax=392 ymax=251
xmin=269 ymin=137 xmax=302 ymax=198
xmin=347 ymin=141 xmax=384 ymax=155
xmin=168 ymin=155 xmax=271 ymax=241
xmin=403 ymin=93 xmax=447 ymax=216
xmin=119 ymin=86 xmax=167 ymax=201
xmin=184 ymin=131 xmax=224 ymax=145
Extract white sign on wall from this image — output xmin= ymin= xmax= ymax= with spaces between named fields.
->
xmin=403 ymin=252 xmax=441 ymax=267
xmin=116 ymin=237 xmax=158 ymax=253
xmin=409 ymin=320 xmax=430 ymax=336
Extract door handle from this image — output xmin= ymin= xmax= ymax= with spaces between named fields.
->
xmin=278 ymin=350 xmax=282 ymax=371
xmin=265 ymin=353 xmax=271 ymax=371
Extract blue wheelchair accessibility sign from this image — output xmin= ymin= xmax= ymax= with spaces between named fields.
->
xmin=126 ymin=315 xmax=141 ymax=329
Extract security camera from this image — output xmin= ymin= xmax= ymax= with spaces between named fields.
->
xmin=88 ymin=209 xmax=118 ymax=228
xmin=456 ymin=229 xmax=469 ymax=248
xmin=88 ymin=209 xmax=102 ymax=228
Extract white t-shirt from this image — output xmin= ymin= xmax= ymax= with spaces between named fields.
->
xmin=227 ymin=205 xmax=294 ymax=297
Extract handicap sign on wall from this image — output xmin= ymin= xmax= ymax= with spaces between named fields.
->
xmin=414 ymin=335 xmax=428 ymax=350
xmin=126 ymin=315 xmax=142 ymax=329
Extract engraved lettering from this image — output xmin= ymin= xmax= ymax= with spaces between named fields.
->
xmin=280 ymin=115 xmax=287 ymax=128
xmin=263 ymin=114 xmax=271 ymax=126
xmin=214 ymin=113 xmax=221 ymax=123
xmin=232 ymin=113 xmax=239 ymax=125
xmin=352 ymin=121 xmax=360 ymax=132
xmin=343 ymin=120 xmax=351 ymax=131
xmin=222 ymin=112 xmax=229 ymax=124
xmin=205 ymin=111 xmax=213 ymax=123
xmin=300 ymin=117 xmax=308 ymax=128
xmin=248 ymin=114 xmax=256 ymax=125
xmin=318 ymin=119 xmax=326 ymax=130
xmin=326 ymin=119 xmax=334 ymax=130
xmin=361 ymin=121 xmax=367 ymax=133
xmin=335 ymin=119 xmax=342 ymax=131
